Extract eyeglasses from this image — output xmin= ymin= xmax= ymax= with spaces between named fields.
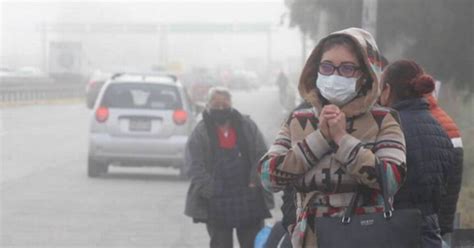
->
xmin=318 ymin=62 xmax=361 ymax=77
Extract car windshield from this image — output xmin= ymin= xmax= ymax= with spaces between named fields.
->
xmin=100 ymin=83 xmax=182 ymax=110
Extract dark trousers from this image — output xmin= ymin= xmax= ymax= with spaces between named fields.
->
xmin=264 ymin=221 xmax=292 ymax=248
xmin=422 ymin=214 xmax=443 ymax=248
xmin=206 ymin=221 xmax=264 ymax=248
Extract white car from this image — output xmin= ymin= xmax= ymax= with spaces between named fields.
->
xmin=88 ymin=73 xmax=198 ymax=178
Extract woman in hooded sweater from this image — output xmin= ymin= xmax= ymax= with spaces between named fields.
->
xmin=258 ymin=27 xmax=407 ymax=247
xmin=379 ymin=60 xmax=455 ymax=248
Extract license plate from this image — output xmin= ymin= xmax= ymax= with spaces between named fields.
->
xmin=129 ymin=119 xmax=151 ymax=131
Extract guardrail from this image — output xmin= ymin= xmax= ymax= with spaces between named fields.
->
xmin=0 ymin=77 xmax=85 ymax=103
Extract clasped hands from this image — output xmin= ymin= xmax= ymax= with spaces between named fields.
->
xmin=319 ymin=104 xmax=347 ymax=145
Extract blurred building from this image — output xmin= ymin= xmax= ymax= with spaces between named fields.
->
xmin=1 ymin=1 xmax=301 ymax=77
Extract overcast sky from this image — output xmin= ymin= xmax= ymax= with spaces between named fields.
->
xmin=1 ymin=0 xmax=302 ymax=73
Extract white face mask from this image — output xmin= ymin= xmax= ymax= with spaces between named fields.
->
xmin=316 ymin=73 xmax=358 ymax=106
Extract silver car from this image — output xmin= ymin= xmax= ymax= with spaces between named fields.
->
xmin=88 ymin=73 xmax=197 ymax=178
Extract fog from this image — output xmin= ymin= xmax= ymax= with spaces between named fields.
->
xmin=1 ymin=1 xmax=301 ymax=75
xmin=1 ymin=0 xmax=473 ymax=247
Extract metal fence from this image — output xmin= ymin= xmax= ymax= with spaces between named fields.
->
xmin=0 ymin=78 xmax=85 ymax=103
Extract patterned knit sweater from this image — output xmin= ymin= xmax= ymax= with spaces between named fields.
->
xmin=258 ymin=28 xmax=407 ymax=247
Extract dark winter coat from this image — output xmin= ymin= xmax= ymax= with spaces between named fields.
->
xmin=427 ymin=95 xmax=464 ymax=234
xmin=184 ymin=109 xmax=274 ymax=221
xmin=393 ymin=98 xmax=455 ymax=216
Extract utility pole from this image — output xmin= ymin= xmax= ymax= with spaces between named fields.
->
xmin=158 ymin=25 xmax=168 ymax=66
xmin=40 ymin=23 xmax=48 ymax=73
xmin=267 ymin=29 xmax=272 ymax=70
xmin=362 ymin=0 xmax=378 ymax=38
xmin=301 ymin=31 xmax=307 ymax=67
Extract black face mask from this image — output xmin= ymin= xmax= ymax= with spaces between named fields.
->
xmin=210 ymin=108 xmax=232 ymax=125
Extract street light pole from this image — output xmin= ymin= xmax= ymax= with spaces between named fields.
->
xmin=301 ymin=31 xmax=307 ymax=67
xmin=40 ymin=23 xmax=48 ymax=73
xmin=362 ymin=0 xmax=378 ymax=38
xmin=267 ymin=29 xmax=272 ymax=70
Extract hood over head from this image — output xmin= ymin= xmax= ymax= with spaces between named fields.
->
xmin=298 ymin=27 xmax=384 ymax=117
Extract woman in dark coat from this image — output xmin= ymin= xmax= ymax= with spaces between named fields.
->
xmin=379 ymin=60 xmax=456 ymax=248
xmin=184 ymin=87 xmax=274 ymax=248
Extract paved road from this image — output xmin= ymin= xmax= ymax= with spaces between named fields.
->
xmin=0 ymin=86 xmax=286 ymax=247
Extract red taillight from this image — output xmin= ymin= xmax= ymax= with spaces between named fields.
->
xmin=173 ymin=109 xmax=188 ymax=125
xmin=86 ymin=80 xmax=96 ymax=91
xmin=95 ymin=106 xmax=109 ymax=123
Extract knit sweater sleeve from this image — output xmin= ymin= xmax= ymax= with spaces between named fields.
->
xmin=334 ymin=110 xmax=407 ymax=196
xmin=258 ymin=117 xmax=332 ymax=193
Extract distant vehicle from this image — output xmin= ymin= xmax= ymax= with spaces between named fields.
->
xmin=0 ymin=67 xmax=15 ymax=78
xmin=86 ymin=70 xmax=113 ymax=108
xmin=15 ymin=66 xmax=48 ymax=78
xmin=88 ymin=72 xmax=198 ymax=178
xmin=190 ymin=80 xmax=214 ymax=103
xmin=0 ymin=66 xmax=52 ymax=84
xmin=228 ymin=70 xmax=260 ymax=91
xmin=181 ymin=69 xmax=218 ymax=103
